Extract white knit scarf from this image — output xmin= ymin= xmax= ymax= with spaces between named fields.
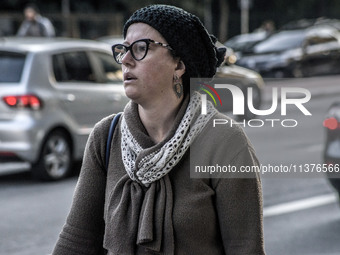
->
xmin=120 ymin=92 xmax=217 ymax=186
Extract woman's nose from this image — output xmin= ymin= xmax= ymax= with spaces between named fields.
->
xmin=121 ymin=50 xmax=135 ymax=66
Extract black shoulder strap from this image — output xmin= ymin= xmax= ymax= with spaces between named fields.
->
xmin=105 ymin=113 xmax=122 ymax=171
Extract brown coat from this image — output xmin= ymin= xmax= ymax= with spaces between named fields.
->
xmin=52 ymin=101 xmax=265 ymax=255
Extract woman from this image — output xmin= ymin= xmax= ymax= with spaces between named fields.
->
xmin=52 ymin=4 xmax=265 ymax=255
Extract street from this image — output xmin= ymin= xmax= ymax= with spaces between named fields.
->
xmin=1 ymin=75 xmax=340 ymax=255
xmin=244 ymin=75 xmax=340 ymax=255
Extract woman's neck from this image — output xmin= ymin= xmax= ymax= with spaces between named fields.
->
xmin=138 ymin=97 xmax=183 ymax=144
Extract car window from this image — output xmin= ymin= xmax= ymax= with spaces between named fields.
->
xmin=92 ymin=51 xmax=123 ymax=83
xmin=53 ymin=51 xmax=95 ymax=83
xmin=254 ymin=30 xmax=306 ymax=53
xmin=307 ymin=35 xmax=337 ymax=45
xmin=0 ymin=51 xmax=26 ymax=83
xmin=225 ymin=32 xmax=267 ymax=52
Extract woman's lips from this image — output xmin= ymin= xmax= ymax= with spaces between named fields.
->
xmin=123 ymin=72 xmax=137 ymax=83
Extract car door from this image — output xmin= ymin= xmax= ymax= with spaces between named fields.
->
xmin=87 ymin=50 xmax=129 ymax=117
xmin=52 ymin=50 xmax=128 ymax=135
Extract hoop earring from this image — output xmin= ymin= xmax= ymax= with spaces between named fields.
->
xmin=173 ymin=75 xmax=183 ymax=99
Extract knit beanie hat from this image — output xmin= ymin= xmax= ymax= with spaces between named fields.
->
xmin=123 ymin=4 xmax=226 ymax=90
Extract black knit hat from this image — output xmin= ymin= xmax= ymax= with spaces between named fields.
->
xmin=123 ymin=5 xmax=225 ymax=89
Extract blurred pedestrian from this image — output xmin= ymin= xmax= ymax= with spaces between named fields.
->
xmin=256 ymin=20 xmax=275 ymax=36
xmin=17 ymin=3 xmax=55 ymax=37
xmin=52 ymin=4 xmax=265 ymax=255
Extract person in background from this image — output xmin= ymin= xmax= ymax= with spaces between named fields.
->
xmin=52 ymin=4 xmax=265 ymax=255
xmin=256 ymin=20 xmax=275 ymax=36
xmin=17 ymin=3 xmax=55 ymax=37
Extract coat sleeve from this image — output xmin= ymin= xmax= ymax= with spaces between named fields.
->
xmin=16 ymin=21 xmax=29 ymax=36
xmin=40 ymin=17 xmax=56 ymax=37
xmin=212 ymin=144 xmax=266 ymax=255
xmin=51 ymin=119 xmax=110 ymax=255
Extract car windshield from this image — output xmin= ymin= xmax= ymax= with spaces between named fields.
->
xmin=226 ymin=32 xmax=266 ymax=51
xmin=0 ymin=52 xmax=26 ymax=83
xmin=254 ymin=30 xmax=306 ymax=53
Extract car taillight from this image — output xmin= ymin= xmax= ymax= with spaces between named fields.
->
xmin=323 ymin=117 xmax=340 ymax=130
xmin=2 ymin=95 xmax=42 ymax=110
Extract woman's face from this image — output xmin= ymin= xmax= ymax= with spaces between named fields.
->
xmin=122 ymin=23 xmax=180 ymax=106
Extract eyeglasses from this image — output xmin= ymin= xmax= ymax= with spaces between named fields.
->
xmin=112 ymin=38 xmax=174 ymax=64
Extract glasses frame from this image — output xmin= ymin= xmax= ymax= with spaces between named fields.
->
xmin=111 ymin=38 xmax=174 ymax=64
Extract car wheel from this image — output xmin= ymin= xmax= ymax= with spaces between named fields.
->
xmin=273 ymin=70 xmax=285 ymax=79
xmin=241 ymin=85 xmax=262 ymax=120
xmin=292 ymin=64 xmax=304 ymax=78
xmin=32 ymin=130 xmax=72 ymax=181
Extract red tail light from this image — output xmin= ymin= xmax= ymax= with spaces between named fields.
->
xmin=323 ymin=117 xmax=340 ymax=130
xmin=2 ymin=95 xmax=42 ymax=110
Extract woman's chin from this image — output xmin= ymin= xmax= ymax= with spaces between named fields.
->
xmin=124 ymin=88 xmax=140 ymax=102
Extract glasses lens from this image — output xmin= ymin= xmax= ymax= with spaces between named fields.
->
xmin=132 ymin=40 xmax=148 ymax=61
xmin=113 ymin=45 xmax=126 ymax=64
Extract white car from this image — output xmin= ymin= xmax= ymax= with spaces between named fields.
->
xmin=0 ymin=37 xmax=129 ymax=180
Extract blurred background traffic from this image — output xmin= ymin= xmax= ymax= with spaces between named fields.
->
xmin=1 ymin=0 xmax=340 ymax=255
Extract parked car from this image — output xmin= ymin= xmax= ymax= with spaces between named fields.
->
xmin=281 ymin=17 xmax=340 ymax=31
xmin=224 ymin=31 xmax=268 ymax=59
xmin=323 ymin=102 xmax=340 ymax=200
xmin=98 ymin=36 xmax=265 ymax=120
xmin=237 ymin=25 xmax=340 ymax=78
xmin=0 ymin=37 xmax=129 ymax=180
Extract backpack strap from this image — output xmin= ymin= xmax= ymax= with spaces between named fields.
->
xmin=105 ymin=113 xmax=122 ymax=171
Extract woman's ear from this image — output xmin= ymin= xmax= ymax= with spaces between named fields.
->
xmin=174 ymin=60 xmax=186 ymax=78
